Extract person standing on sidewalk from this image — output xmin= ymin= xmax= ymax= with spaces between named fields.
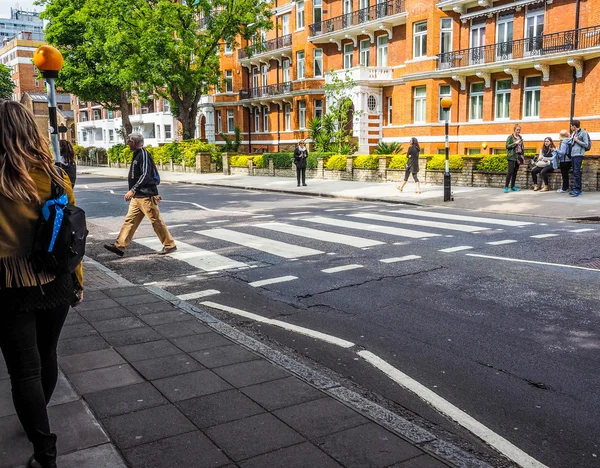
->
xmin=294 ymin=140 xmax=308 ymax=187
xmin=104 ymin=133 xmax=177 ymax=257
xmin=569 ymin=120 xmax=590 ymax=197
xmin=504 ymin=124 xmax=524 ymax=193
xmin=397 ymin=137 xmax=421 ymax=194
xmin=0 ymin=100 xmax=84 ymax=468
xmin=56 ymin=140 xmax=77 ymax=188
xmin=556 ymin=129 xmax=573 ymax=193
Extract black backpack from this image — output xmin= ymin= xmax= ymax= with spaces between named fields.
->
xmin=32 ymin=172 xmax=88 ymax=277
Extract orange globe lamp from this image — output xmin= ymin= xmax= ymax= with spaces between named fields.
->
xmin=440 ymin=96 xmax=453 ymax=110
xmin=33 ymin=45 xmax=64 ymax=78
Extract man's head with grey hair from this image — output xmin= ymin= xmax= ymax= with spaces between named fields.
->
xmin=127 ymin=132 xmax=145 ymax=149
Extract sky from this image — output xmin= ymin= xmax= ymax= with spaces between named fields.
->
xmin=0 ymin=1 xmax=42 ymax=19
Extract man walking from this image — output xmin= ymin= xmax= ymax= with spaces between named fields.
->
xmin=569 ymin=120 xmax=591 ymax=197
xmin=104 ymin=133 xmax=177 ymax=256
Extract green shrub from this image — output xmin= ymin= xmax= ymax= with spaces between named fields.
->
xmin=264 ymin=152 xmax=294 ymax=168
xmin=476 ymin=154 xmax=509 ymax=172
xmin=325 ymin=154 xmax=347 ymax=171
xmin=107 ymin=144 xmax=126 ymax=163
xmin=374 ymin=142 xmax=403 ymax=155
xmin=307 ymin=152 xmax=335 ymax=169
xmin=427 ymin=154 xmax=463 ymax=171
xmin=73 ymin=145 xmax=85 ymax=160
xmin=230 ymin=155 xmax=249 ymax=167
xmin=388 ymin=154 xmax=408 ymax=169
xmin=120 ymin=145 xmax=134 ymax=164
xmin=253 ymin=155 xmax=265 ymax=167
xmin=353 ymin=154 xmax=379 ymax=169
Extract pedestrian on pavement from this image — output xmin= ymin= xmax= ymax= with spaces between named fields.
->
xmin=56 ymin=140 xmax=77 ymax=188
xmin=0 ymin=100 xmax=84 ymax=468
xmin=397 ymin=137 xmax=421 ymax=194
xmin=294 ymin=140 xmax=308 ymax=187
xmin=531 ymin=137 xmax=555 ymax=191
xmin=104 ymin=133 xmax=176 ymax=257
xmin=555 ymin=129 xmax=573 ymax=193
xmin=569 ymin=119 xmax=591 ymax=197
xmin=504 ymin=124 xmax=524 ymax=193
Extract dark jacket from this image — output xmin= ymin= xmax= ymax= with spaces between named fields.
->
xmin=128 ymin=148 xmax=159 ymax=198
xmin=294 ymin=146 xmax=308 ymax=169
xmin=56 ymin=161 xmax=76 ymax=188
xmin=571 ymin=128 xmax=590 ymax=158
xmin=406 ymin=145 xmax=420 ymax=172
xmin=506 ymin=134 xmax=524 ymax=161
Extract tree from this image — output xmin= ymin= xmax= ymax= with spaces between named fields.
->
xmin=0 ymin=64 xmax=15 ymax=100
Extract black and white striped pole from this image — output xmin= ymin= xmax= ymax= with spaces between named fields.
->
xmin=440 ymin=96 xmax=453 ymax=202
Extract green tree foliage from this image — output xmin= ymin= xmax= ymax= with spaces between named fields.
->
xmin=374 ymin=141 xmax=403 ymax=155
xmin=0 ymin=64 xmax=15 ymax=99
xmin=220 ymin=126 xmax=242 ymax=152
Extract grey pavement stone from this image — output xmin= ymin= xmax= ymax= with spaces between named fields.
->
xmin=171 ymin=332 xmax=233 ymax=353
xmin=130 ymin=353 xmax=204 ymax=380
xmin=204 ymin=413 xmax=304 ymax=462
xmin=0 ymin=379 xmax=14 ymax=417
xmin=51 ymin=399 xmax=110 ymax=454
xmin=48 ymin=372 xmax=79 ymax=408
xmin=123 ymin=431 xmax=231 ymax=468
xmin=274 ymin=397 xmax=368 ymax=440
xmin=318 ymin=423 xmax=423 ymax=468
xmin=76 ymin=297 xmax=121 ymax=312
xmin=104 ymin=286 xmax=146 ymax=298
xmin=213 ymin=359 xmax=290 ymax=388
xmin=85 ymin=382 xmax=168 ymax=419
xmin=389 ymin=454 xmax=452 ymax=467
xmin=239 ymin=442 xmax=344 ymax=468
xmin=102 ymin=404 xmax=196 ymax=449
xmin=176 ymin=389 xmax=265 ymax=429
xmin=127 ymin=302 xmax=178 ymax=315
xmin=59 ymin=348 xmax=125 ymax=375
xmin=117 ymin=340 xmax=181 ymax=362
xmin=92 ymin=316 xmax=147 ymax=334
xmin=0 ymin=412 xmax=32 ymax=467
xmin=152 ymin=370 xmax=232 ymax=402
xmin=69 ymin=364 xmax=144 ymax=394
xmin=103 ymin=327 xmax=163 ymax=347
xmin=60 ymin=322 xmax=99 ymax=340
xmin=79 ymin=306 xmax=133 ymax=322
xmin=139 ymin=310 xmax=194 ymax=326
xmin=58 ymin=335 xmax=109 ymax=357
xmin=240 ymin=377 xmax=324 ymax=411
xmin=82 ymin=290 xmax=110 ymax=301
xmin=56 ymin=443 xmax=127 ymax=468
xmin=64 ymin=311 xmax=86 ymax=325
xmin=189 ymin=345 xmax=261 ymax=369
xmin=114 ymin=293 xmax=164 ymax=307
xmin=154 ymin=319 xmax=212 ymax=338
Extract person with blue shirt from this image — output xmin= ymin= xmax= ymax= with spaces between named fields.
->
xmin=569 ymin=120 xmax=590 ymax=197
xmin=555 ymin=130 xmax=573 ymax=193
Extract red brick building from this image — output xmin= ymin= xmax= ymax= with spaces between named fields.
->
xmin=0 ymin=32 xmax=46 ymax=101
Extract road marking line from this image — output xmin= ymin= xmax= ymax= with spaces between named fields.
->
xmin=439 ymin=246 xmax=474 ymax=253
xmin=389 ymin=209 xmax=533 ymax=227
xmin=358 ymin=351 xmax=549 ymax=468
xmin=304 ymin=217 xmax=440 ymax=239
xmin=530 ymin=234 xmax=559 ymax=239
xmin=143 ymin=281 xmax=157 ymax=286
xmin=379 ymin=255 xmax=421 ymax=263
xmin=568 ymin=228 xmax=595 ymax=233
xmin=195 ymin=228 xmax=323 ymax=259
xmin=249 ymin=276 xmax=298 ymax=287
xmin=200 ymin=301 xmax=355 ymax=348
xmin=322 ymin=264 xmax=363 ymax=273
xmin=177 ymin=289 xmax=220 ymax=300
xmin=206 ymin=220 xmax=230 ymax=224
xmin=108 ymin=232 xmax=120 ymax=235
xmin=487 ymin=240 xmax=518 ymax=246
xmin=290 ymin=211 xmax=311 ymax=215
xmin=109 ymin=190 xmax=115 ymax=194
xmin=325 ymin=208 xmax=355 ymax=212
xmin=466 ymin=253 xmax=600 ymax=272
xmin=252 ymin=215 xmax=274 ymax=218
xmin=349 ymin=213 xmax=490 ymax=233
xmin=167 ymin=224 xmax=188 ymax=229
xmin=257 ymin=222 xmax=384 ymax=248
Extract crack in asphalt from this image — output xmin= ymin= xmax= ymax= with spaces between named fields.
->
xmin=476 ymin=360 xmax=555 ymax=392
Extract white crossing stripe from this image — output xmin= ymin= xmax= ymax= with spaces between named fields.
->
xmin=135 ymin=238 xmax=247 ymax=271
xmin=167 ymin=224 xmax=188 ymax=229
xmin=389 ymin=209 xmax=533 ymax=227
xmin=349 ymin=213 xmax=489 ymax=233
xmin=195 ymin=228 xmax=323 ymax=258
xmin=530 ymin=234 xmax=559 ymax=239
xmin=467 ymin=253 xmax=600 ymax=273
xmin=290 ymin=211 xmax=311 ymax=215
xmin=322 ymin=264 xmax=363 ymax=273
xmin=439 ymin=246 xmax=474 ymax=253
xmin=177 ymin=289 xmax=220 ymax=300
xmin=486 ymin=240 xmax=518 ymax=246
xmin=249 ymin=276 xmax=298 ymax=287
xmin=252 ymin=215 xmax=274 ymax=218
xmin=325 ymin=208 xmax=355 ymax=212
xmin=256 ymin=222 xmax=384 ymax=248
xmin=568 ymin=228 xmax=595 ymax=233
xmin=303 ymin=217 xmax=439 ymax=239
xmin=379 ymin=255 xmax=422 ymax=263
xmin=206 ymin=220 xmax=230 ymax=224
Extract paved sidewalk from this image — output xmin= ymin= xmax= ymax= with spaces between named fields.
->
xmin=0 ymin=260 xmax=499 ymax=468
xmin=79 ymin=166 xmax=600 ymax=220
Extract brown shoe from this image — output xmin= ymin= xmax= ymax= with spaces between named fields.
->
xmin=158 ymin=246 xmax=177 ymax=255
xmin=532 ymin=184 xmax=539 ymax=191
xmin=540 ymin=185 xmax=549 ymax=191
xmin=104 ymin=244 xmax=124 ymax=257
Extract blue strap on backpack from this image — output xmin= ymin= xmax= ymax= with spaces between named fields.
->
xmin=41 ymin=193 xmax=69 ymax=252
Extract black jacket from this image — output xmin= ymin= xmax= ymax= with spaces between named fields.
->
xmin=56 ymin=161 xmax=76 ymax=187
xmin=406 ymin=144 xmax=420 ymax=172
xmin=294 ymin=147 xmax=308 ymax=169
xmin=128 ymin=148 xmax=159 ymax=198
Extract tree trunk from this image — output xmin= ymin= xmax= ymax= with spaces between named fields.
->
xmin=120 ymin=90 xmax=132 ymax=140
xmin=174 ymin=92 xmax=200 ymax=141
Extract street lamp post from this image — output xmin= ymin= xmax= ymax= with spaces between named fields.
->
xmin=440 ymin=97 xmax=453 ymax=202
xmin=33 ymin=45 xmax=64 ymax=163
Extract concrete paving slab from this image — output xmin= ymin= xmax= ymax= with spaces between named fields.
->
xmin=171 ymin=332 xmax=233 ymax=353
xmin=78 ymin=306 xmax=134 ymax=322
xmin=103 ymin=286 xmax=147 ymax=298
xmin=50 ymin=399 xmax=110 ymax=454
xmin=152 ymin=369 xmax=232 ymax=402
xmin=85 ymin=382 xmax=168 ymax=419
xmin=64 ymin=311 xmax=87 ymax=325
xmin=154 ymin=319 xmax=212 ymax=339
xmin=91 ymin=316 xmax=146 ymax=334
xmin=55 ymin=443 xmax=127 ymax=468
xmin=117 ymin=340 xmax=181 ymax=362
xmin=130 ymin=353 xmax=205 ymax=380
xmin=83 ymin=290 xmax=111 ymax=301
xmin=238 ymin=441 xmax=344 ymax=468
xmin=189 ymin=345 xmax=261 ymax=369
xmin=58 ymin=335 xmax=109 ymax=357
xmin=126 ymin=302 xmax=179 ymax=316
xmin=48 ymin=372 xmax=79 ymax=408
xmin=59 ymin=348 xmax=125 ymax=375
xmin=69 ymin=364 xmax=144 ymax=394
xmin=389 ymin=454 xmax=452 ymax=467
xmin=60 ymin=323 xmax=99 ymax=340
xmin=240 ymin=377 xmax=327 ymax=411
xmin=113 ymin=293 xmax=164 ymax=307
xmin=76 ymin=297 xmax=121 ymax=312
xmin=212 ymin=359 xmax=291 ymax=388
xmin=139 ymin=310 xmax=194 ymax=327
xmin=102 ymin=326 xmax=163 ymax=347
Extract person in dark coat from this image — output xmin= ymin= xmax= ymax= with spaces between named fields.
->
xmin=56 ymin=140 xmax=77 ymax=188
xmin=398 ymin=137 xmax=421 ymax=194
xmin=294 ymin=140 xmax=308 ymax=187
xmin=504 ymin=124 xmax=524 ymax=193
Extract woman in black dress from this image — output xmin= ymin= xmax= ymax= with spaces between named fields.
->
xmin=398 ymin=137 xmax=421 ymax=194
xmin=293 ymin=140 xmax=308 ymax=187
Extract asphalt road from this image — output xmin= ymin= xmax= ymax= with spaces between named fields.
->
xmin=78 ymin=175 xmax=600 ymax=468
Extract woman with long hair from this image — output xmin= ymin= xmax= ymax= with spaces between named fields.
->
xmin=0 ymin=100 xmax=83 ymax=468
xmin=398 ymin=137 xmax=421 ymax=194
xmin=293 ymin=139 xmax=308 ymax=187
xmin=57 ymin=139 xmax=77 ymax=187
xmin=504 ymin=124 xmax=524 ymax=193
xmin=531 ymin=136 xmax=556 ymax=191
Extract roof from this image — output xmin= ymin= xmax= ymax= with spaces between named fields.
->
xmin=59 ymin=109 xmax=74 ymax=119
xmin=26 ymin=93 xmax=72 ymax=104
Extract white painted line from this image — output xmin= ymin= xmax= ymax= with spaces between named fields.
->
xmin=186 ymin=275 xmax=197 ymax=278
xmin=252 ymin=215 xmax=274 ymax=218
xmin=390 ymin=209 xmax=533 ymax=227
xmin=82 ymin=185 xmax=89 ymax=189
xmin=195 ymin=228 xmax=323 ymax=259
xmin=487 ymin=240 xmax=518 ymax=246
xmin=143 ymin=281 xmax=157 ymax=286
xmin=87 ymin=235 xmax=94 ymax=238
xmin=109 ymin=190 xmax=115 ymax=194
xmin=177 ymin=289 xmax=220 ymax=300
xmin=349 ymin=213 xmax=490 ymax=233
xmin=167 ymin=224 xmax=189 ymax=229
xmin=108 ymin=232 xmax=120 ymax=235
xmin=200 ymin=301 xmax=355 ymax=348
xmin=568 ymin=228 xmax=595 ymax=233
xmin=322 ymin=264 xmax=363 ymax=273
xmin=249 ymin=276 xmax=298 ymax=287
xmin=439 ymin=246 xmax=474 ymax=253
xmin=257 ymin=222 xmax=384 ymax=248
xmin=325 ymin=208 xmax=355 ymax=212
xmin=358 ymin=351 xmax=549 ymax=468
xmin=290 ymin=211 xmax=311 ymax=215
xmin=135 ymin=237 xmax=248 ymax=271
xmin=530 ymin=234 xmax=559 ymax=239
xmin=304 ymin=217 xmax=439 ymax=239
xmin=466 ymin=253 xmax=600 ymax=272
xmin=206 ymin=220 xmax=230 ymax=224
xmin=360 ymin=205 xmax=378 ymax=209
xmin=379 ymin=255 xmax=421 ymax=263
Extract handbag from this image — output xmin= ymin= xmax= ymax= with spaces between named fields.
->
xmin=517 ymin=154 xmax=525 ymax=165
xmin=535 ymin=160 xmax=550 ymax=168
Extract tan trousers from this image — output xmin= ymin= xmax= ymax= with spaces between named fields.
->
xmin=115 ymin=197 xmax=176 ymax=249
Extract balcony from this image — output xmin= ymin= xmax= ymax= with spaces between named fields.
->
xmin=238 ymin=34 xmax=293 ymax=64
xmin=328 ymin=66 xmax=393 ymax=86
xmin=308 ymin=0 xmax=406 ymax=46
xmin=239 ymin=81 xmax=294 ymax=101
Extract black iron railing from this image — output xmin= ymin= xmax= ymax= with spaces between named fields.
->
xmin=309 ymin=0 xmax=406 ymax=37
xmin=437 ymin=25 xmax=600 ymax=70
xmin=239 ymin=81 xmax=294 ymax=100
xmin=238 ymin=34 xmax=293 ymax=60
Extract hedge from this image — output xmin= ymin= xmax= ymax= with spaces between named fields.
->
xmin=230 ymin=155 xmax=249 ymax=167
xmin=325 ymin=154 xmax=347 ymax=171
xmin=388 ymin=154 xmax=408 ymax=169
xmin=476 ymin=154 xmax=508 ymax=172
xmin=427 ymin=154 xmax=464 ymax=171
xmin=264 ymin=152 xmax=294 ymax=169
xmin=353 ymin=154 xmax=379 ymax=169
xmin=253 ymin=155 xmax=265 ymax=167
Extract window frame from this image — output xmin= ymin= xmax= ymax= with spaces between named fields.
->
xmin=469 ymin=81 xmax=485 ymax=122
xmin=284 ymin=104 xmax=292 ymax=131
xmin=314 ymin=48 xmax=323 ymax=77
xmin=360 ymin=39 xmax=370 ymax=67
xmin=386 ymin=96 xmax=392 ymax=125
xmin=523 ymin=75 xmax=542 ymax=119
xmin=440 ymin=18 xmax=452 ymax=56
xmin=297 ymin=51 xmax=305 ymax=79
xmin=413 ymin=21 xmax=428 ymax=58
xmin=225 ymin=70 xmax=233 ymax=93
xmin=217 ymin=111 xmax=222 ymax=134
xmin=227 ymin=110 xmax=235 ymax=133
xmin=296 ymin=0 xmax=305 ymax=30
xmin=254 ymin=108 xmax=261 ymax=133
xmin=376 ymin=35 xmax=388 ymax=67
xmin=438 ymin=84 xmax=452 ymax=122
xmin=298 ymin=100 xmax=307 ymax=129
xmin=263 ymin=106 xmax=269 ymax=131
xmin=165 ymin=124 xmax=173 ymax=140
xmin=343 ymin=43 xmax=353 ymax=69
xmin=314 ymin=99 xmax=323 ymax=118
xmin=494 ymin=79 xmax=512 ymax=120
xmin=413 ymin=86 xmax=426 ymax=124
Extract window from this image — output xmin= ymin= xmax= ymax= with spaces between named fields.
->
xmin=298 ymin=101 xmax=306 ymax=129
xmin=360 ymin=39 xmax=370 ymax=67
xmin=496 ymin=12 xmax=514 ymax=59
xmin=376 ymin=35 xmax=388 ymax=67
xmin=35 ymin=79 xmax=39 ymax=88
xmin=109 ymin=129 xmax=114 ymax=142
xmin=157 ymin=125 xmax=161 ymax=139
xmin=297 ymin=51 xmax=305 ymax=79
xmin=413 ymin=86 xmax=426 ymax=124
xmin=439 ymin=85 xmax=451 ymax=122
xmin=217 ymin=111 xmax=222 ymax=133
xmin=367 ymin=95 xmax=377 ymax=112
xmin=314 ymin=99 xmax=323 ymax=118
xmin=225 ymin=70 xmax=233 ymax=92
xmin=470 ymin=20 xmax=486 ymax=64
xmin=283 ymin=59 xmax=291 ymax=82
xmin=313 ymin=0 xmax=322 ymax=35
xmin=261 ymin=65 xmax=268 ymax=87
xmin=523 ymin=76 xmax=541 ymax=118
xmin=413 ymin=21 xmax=427 ymax=58
xmin=254 ymin=108 xmax=260 ymax=132
xmin=263 ymin=107 xmax=269 ymax=131
xmin=93 ymin=109 xmax=100 ymax=120
xmin=165 ymin=124 xmax=172 ymax=139
xmin=466 ymin=148 xmax=481 ymax=155
xmin=252 ymin=67 xmax=259 ymax=88
xmin=82 ymin=131 xmax=88 ymax=143
xmin=282 ymin=14 xmax=290 ymax=36
xmin=344 ymin=43 xmax=353 ymax=69
xmin=386 ymin=96 xmax=392 ymax=125
xmin=525 ymin=5 xmax=544 ymax=54
xmin=469 ymin=82 xmax=484 ymax=121
xmin=440 ymin=18 xmax=452 ymax=67
xmin=284 ymin=104 xmax=291 ymax=131
xmin=296 ymin=1 xmax=304 ymax=30
xmin=224 ymin=42 xmax=232 ymax=54
xmin=227 ymin=110 xmax=235 ymax=133
xmin=108 ymin=110 xmax=114 ymax=119
xmin=314 ymin=49 xmax=323 ymax=77
xmin=163 ymin=100 xmax=171 ymax=113
xmin=495 ymin=79 xmax=511 ymax=120
xmin=80 ymin=112 xmax=87 ymax=122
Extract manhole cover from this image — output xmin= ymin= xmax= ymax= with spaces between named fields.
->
xmin=579 ymin=258 xmax=600 ymax=269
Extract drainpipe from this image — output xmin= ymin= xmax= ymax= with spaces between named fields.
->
xmin=569 ymin=0 xmax=582 ymax=122
xmin=248 ymin=69 xmax=252 ymax=153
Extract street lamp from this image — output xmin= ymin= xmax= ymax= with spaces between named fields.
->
xmin=440 ymin=96 xmax=453 ymax=202
xmin=33 ymin=45 xmax=64 ymax=163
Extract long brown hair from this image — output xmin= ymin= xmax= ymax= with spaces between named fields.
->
xmin=0 ymin=100 xmax=65 ymax=203
xmin=59 ymin=139 xmax=75 ymax=164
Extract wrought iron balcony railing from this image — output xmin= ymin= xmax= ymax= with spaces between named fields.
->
xmin=238 ymin=34 xmax=293 ymax=60
xmin=239 ymin=81 xmax=294 ymax=100
xmin=437 ymin=25 xmax=600 ymax=70
xmin=309 ymin=0 xmax=406 ymax=37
